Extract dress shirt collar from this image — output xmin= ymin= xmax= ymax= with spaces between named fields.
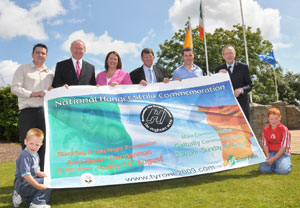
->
xmin=182 ymin=63 xmax=198 ymax=72
xmin=30 ymin=62 xmax=49 ymax=72
xmin=72 ymin=57 xmax=82 ymax=71
xmin=226 ymin=61 xmax=235 ymax=72
xmin=143 ymin=64 xmax=153 ymax=71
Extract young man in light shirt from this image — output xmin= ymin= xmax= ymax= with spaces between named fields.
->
xmin=11 ymin=43 xmax=53 ymax=171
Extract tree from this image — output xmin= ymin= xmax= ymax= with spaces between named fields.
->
xmin=156 ymin=24 xmax=299 ymax=106
xmin=280 ymin=71 xmax=300 ymax=105
xmin=0 ymin=86 xmax=19 ymax=141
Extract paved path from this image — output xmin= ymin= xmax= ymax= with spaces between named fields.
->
xmin=291 ymin=130 xmax=300 ymax=155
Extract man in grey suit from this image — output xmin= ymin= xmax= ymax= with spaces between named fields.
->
xmin=215 ymin=45 xmax=253 ymax=122
xmin=130 ymin=48 xmax=169 ymax=86
xmin=52 ymin=39 xmax=96 ymax=88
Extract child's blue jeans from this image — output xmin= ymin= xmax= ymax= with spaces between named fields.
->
xmin=259 ymin=152 xmax=292 ymax=174
xmin=17 ymin=177 xmax=52 ymax=206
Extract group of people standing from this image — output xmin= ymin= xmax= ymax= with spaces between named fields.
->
xmin=10 ymin=39 xmax=291 ymax=208
xmin=11 ymin=40 xmax=253 ymax=170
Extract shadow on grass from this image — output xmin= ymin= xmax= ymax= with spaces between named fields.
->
xmin=51 ymin=169 xmax=261 ymax=206
xmin=0 ymin=185 xmax=14 ymax=208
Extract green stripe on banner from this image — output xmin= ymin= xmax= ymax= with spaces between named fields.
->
xmin=48 ymin=96 xmax=144 ymax=179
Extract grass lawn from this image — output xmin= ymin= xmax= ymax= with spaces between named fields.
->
xmin=1 ymin=156 xmax=299 ymax=208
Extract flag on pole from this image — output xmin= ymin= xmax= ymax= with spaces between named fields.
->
xmin=199 ymin=0 xmax=204 ymax=40
xmin=257 ymin=50 xmax=276 ymax=67
xmin=184 ymin=19 xmax=193 ymax=48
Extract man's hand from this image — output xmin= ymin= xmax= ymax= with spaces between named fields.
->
xmin=234 ymin=88 xmax=243 ymax=98
xmin=139 ymin=80 xmax=148 ymax=86
xmin=163 ymin=78 xmax=170 ymax=83
xmin=30 ymin=91 xmax=46 ymax=98
xmin=218 ymin=69 xmax=227 ymax=73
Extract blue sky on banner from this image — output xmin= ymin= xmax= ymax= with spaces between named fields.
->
xmin=0 ymin=0 xmax=299 ymax=87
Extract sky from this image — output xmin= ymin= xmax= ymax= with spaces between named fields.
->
xmin=0 ymin=0 xmax=300 ymax=87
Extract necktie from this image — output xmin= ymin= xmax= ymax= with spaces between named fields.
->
xmin=76 ymin=61 xmax=81 ymax=80
xmin=149 ymin=69 xmax=153 ymax=83
xmin=227 ymin=65 xmax=232 ymax=74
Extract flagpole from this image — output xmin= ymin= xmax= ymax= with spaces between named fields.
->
xmin=239 ymin=0 xmax=252 ymax=102
xmin=257 ymin=51 xmax=279 ymax=101
xmin=273 ymin=66 xmax=279 ymax=101
xmin=201 ymin=0 xmax=209 ymax=75
xmin=271 ymin=51 xmax=279 ymax=101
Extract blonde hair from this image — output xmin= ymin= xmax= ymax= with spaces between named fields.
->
xmin=26 ymin=128 xmax=44 ymax=143
xmin=268 ymin=107 xmax=281 ymax=117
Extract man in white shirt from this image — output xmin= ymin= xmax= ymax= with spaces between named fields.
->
xmin=11 ymin=43 xmax=54 ymax=171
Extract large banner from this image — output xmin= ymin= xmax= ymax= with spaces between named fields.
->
xmin=44 ymin=73 xmax=265 ymax=188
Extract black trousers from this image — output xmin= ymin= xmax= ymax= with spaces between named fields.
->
xmin=18 ymin=107 xmax=46 ymax=171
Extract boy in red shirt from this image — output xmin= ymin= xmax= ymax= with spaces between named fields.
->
xmin=259 ymin=107 xmax=292 ymax=174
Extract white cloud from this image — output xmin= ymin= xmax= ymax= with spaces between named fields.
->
xmin=0 ymin=0 xmax=65 ymax=40
xmin=0 ymin=60 xmax=20 ymax=87
xmin=62 ymin=30 xmax=143 ymax=56
xmin=273 ymin=42 xmax=293 ymax=50
xmin=169 ymin=0 xmax=281 ymax=40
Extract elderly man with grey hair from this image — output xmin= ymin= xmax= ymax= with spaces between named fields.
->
xmin=52 ymin=39 xmax=96 ymax=88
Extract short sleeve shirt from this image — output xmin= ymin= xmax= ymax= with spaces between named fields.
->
xmin=14 ymin=149 xmax=40 ymax=191
xmin=262 ymin=122 xmax=291 ymax=155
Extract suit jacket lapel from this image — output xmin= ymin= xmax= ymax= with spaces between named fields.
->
xmin=80 ymin=60 xmax=88 ymax=80
xmin=153 ymin=65 xmax=159 ymax=80
xmin=68 ymin=58 xmax=78 ymax=80
xmin=139 ymin=65 xmax=146 ymax=81
xmin=232 ymin=62 xmax=238 ymax=75
xmin=224 ymin=64 xmax=231 ymax=75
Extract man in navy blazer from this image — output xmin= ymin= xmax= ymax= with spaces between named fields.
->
xmin=215 ymin=45 xmax=253 ymax=121
xmin=130 ymin=48 xmax=169 ymax=86
xmin=52 ymin=39 xmax=96 ymax=88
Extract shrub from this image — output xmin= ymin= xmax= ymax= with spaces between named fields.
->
xmin=0 ymin=86 xmax=19 ymax=142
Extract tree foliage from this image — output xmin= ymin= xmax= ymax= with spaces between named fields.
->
xmin=0 ymin=86 xmax=19 ymax=142
xmin=156 ymin=24 xmax=299 ymax=106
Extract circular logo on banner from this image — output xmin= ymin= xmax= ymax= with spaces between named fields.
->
xmin=140 ymin=104 xmax=174 ymax=133
xmin=80 ymin=173 xmax=96 ymax=185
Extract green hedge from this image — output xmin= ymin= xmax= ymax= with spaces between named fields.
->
xmin=0 ymin=86 xmax=19 ymax=142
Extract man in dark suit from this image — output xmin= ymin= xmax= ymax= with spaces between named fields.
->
xmin=215 ymin=45 xmax=253 ymax=121
xmin=52 ymin=39 xmax=96 ymax=88
xmin=130 ymin=48 xmax=169 ymax=86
